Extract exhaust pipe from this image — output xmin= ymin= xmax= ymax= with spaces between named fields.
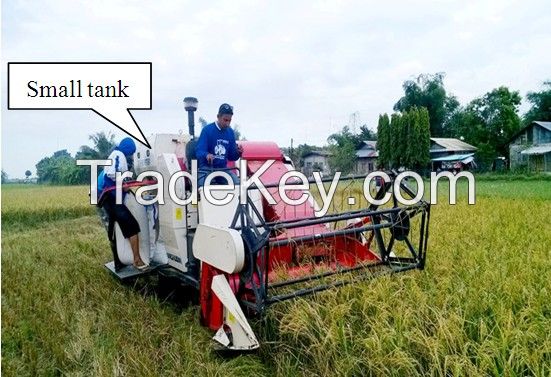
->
xmin=183 ymin=96 xmax=200 ymax=279
xmin=183 ymin=96 xmax=198 ymax=138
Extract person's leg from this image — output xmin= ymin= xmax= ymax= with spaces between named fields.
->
xmin=100 ymin=196 xmax=125 ymax=271
xmin=112 ymin=202 xmax=145 ymax=268
xmin=227 ymin=170 xmax=239 ymax=185
xmin=128 ymin=234 xmax=146 ymax=268
xmin=198 ymin=169 xmax=209 ymax=187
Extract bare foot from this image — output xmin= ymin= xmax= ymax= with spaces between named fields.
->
xmin=133 ymin=259 xmax=148 ymax=270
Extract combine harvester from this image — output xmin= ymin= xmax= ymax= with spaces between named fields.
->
xmin=101 ymin=97 xmax=430 ymax=351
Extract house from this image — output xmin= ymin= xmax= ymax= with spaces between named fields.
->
xmin=355 ymin=140 xmax=378 ymax=174
xmin=430 ymin=137 xmax=478 ymax=171
xmin=509 ymin=121 xmax=551 ymax=172
xmin=302 ymin=150 xmax=332 ymax=177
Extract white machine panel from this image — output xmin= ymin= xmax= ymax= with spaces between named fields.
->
xmin=134 ymin=133 xmax=189 ymax=174
xmin=193 ymin=224 xmax=245 ymax=274
xmin=198 ymin=186 xmax=264 ymax=228
xmin=156 ymin=153 xmax=193 ymax=272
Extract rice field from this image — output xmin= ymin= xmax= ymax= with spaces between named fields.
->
xmin=2 ymin=179 xmax=551 ymax=376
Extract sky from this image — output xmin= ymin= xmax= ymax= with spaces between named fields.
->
xmin=1 ymin=0 xmax=550 ymax=178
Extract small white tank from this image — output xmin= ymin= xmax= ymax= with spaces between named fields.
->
xmin=114 ymin=192 xmax=151 ymax=266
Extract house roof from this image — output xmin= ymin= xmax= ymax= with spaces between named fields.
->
xmin=430 ymin=138 xmax=477 ymax=152
xmin=356 ymin=140 xmax=378 ymax=158
xmin=356 ymin=149 xmax=379 ymax=158
xmin=520 ymin=143 xmax=551 ymax=155
xmin=303 ymin=150 xmax=331 ymax=158
xmin=431 ymin=153 xmax=475 ymax=162
xmin=359 ymin=140 xmax=377 ymax=149
xmin=534 ymin=121 xmax=551 ymax=132
xmin=508 ymin=121 xmax=551 ymax=144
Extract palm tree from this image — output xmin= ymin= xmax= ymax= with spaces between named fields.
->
xmin=76 ymin=132 xmax=116 ymax=160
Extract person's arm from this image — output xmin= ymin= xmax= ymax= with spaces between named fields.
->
xmin=104 ymin=151 xmax=128 ymax=180
xmin=195 ymin=127 xmax=209 ymax=160
xmin=227 ymin=131 xmax=241 ymax=161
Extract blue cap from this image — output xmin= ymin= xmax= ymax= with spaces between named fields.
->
xmin=118 ymin=137 xmax=136 ymax=156
xmin=218 ymin=103 xmax=233 ymax=115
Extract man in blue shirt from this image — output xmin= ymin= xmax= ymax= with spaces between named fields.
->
xmin=196 ymin=103 xmax=243 ymax=186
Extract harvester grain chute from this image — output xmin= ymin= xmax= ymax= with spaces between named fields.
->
xmin=99 ymin=97 xmax=430 ymax=351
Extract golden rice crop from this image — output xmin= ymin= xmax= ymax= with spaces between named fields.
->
xmin=2 ymin=179 xmax=550 ymax=376
xmin=1 ymin=184 xmax=95 ymax=230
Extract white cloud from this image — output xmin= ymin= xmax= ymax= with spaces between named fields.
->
xmin=1 ymin=0 xmax=550 ymax=177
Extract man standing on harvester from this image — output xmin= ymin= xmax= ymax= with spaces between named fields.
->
xmin=196 ymin=103 xmax=243 ymax=186
xmin=97 ymin=137 xmax=148 ymax=271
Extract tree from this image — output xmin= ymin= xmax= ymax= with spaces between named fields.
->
xmin=358 ymin=125 xmax=377 ymax=141
xmin=233 ymin=124 xmax=245 ymax=141
xmin=327 ymin=126 xmax=357 ymax=173
xmin=36 ymin=150 xmax=80 ymax=184
xmin=293 ymin=144 xmax=316 ymax=168
xmin=25 ymin=170 xmax=32 ymax=179
xmin=1 ymin=170 xmax=7 ymax=184
xmin=377 ymin=108 xmax=430 ymax=171
xmin=394 ymin=73 xmax=459 ymax=137
xmin=523 ymin=81 xmax=551 ymax=125
xmin=455 ymin=86 xmax=522 ymax=169
xmin=76 ymin=132 xmax=116 ymax=160
xmin=401 ymin=110 xmax=413 ymax=168
xmin=376 ymin=114 xmax=390 ymax=168
xmin=417 ymin=107 xmax=431 ymax=168
xmin=74 ymin=132 xmax=117 ymax=184
xmin=198 ymin=117 xmax=209 ymax=129
xmin=389 ymin=114 xmax=403 ymax=168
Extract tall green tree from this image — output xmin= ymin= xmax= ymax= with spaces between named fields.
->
xmin=417 ymin=107 xmax=431 ymax=168
xmin=523 ymin=80 xmax=551 ymax=125
xmin=394 ymin=73 xmax=459 ymax=137
xmin=1 ymin=170 xmax=8 ymax=183
xmin=389 ymin=114 xmax=403 ymax=168
xmin=327 ymin=126 xmax=357 ymax=173
xmin=401 ymin=110 xmax=413 ymax=168
xmin=456 ymin=86 xmax=522 ymax=169
xmin=406 ymin=108 xmax=420 ymax=169
xmin=376 ymin=114 xmax=390 ymax=168
xmin=377 ymin=108 xmax=430 ymax=171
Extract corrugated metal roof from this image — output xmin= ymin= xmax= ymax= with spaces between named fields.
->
xmin=508 ymin=121 xmax=551 ymax=144
xmin=431 ymin=153 xmax=475 ymax=162
xmin=520 ymin=143 xmax=551 ymax=155
xmin=356 ymin=140 xmax=378 ymax=158
xmin=303 ymin=150 xmax=331 ymax=158
xmin=534 ymin=121 xmax=551 ymax=132
xmin=360 ymin=140 xmax=377 ymax=148
xmin=356 ymin=150 xmax=379 ymax=158
xmin=430 ymin=138 xmax=477 ymax=152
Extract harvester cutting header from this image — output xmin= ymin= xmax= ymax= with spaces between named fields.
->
xmin=98 ymin=97 xmax=431 ymax=351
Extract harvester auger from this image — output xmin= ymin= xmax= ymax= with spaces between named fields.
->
xmin=100 ymin=97 xmax=430 ymax=351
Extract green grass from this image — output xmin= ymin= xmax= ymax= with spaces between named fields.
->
xmin=2 ymin=181 xmax=551 ymax=376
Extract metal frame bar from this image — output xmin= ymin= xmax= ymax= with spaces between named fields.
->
xmin=229 ymin=172 xmax=430 ymax=314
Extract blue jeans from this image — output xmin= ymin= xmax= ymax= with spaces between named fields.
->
xmin=198 ymin=168 xmax=239 ymax=186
